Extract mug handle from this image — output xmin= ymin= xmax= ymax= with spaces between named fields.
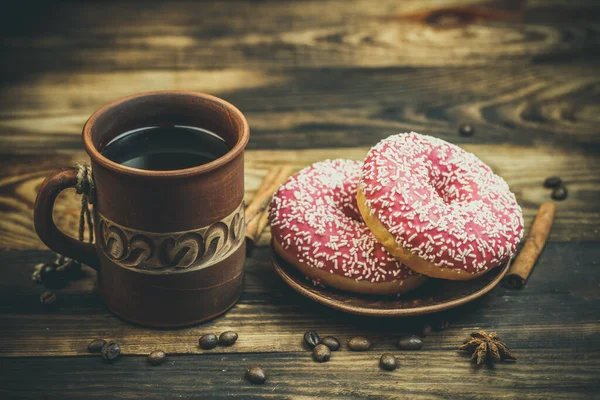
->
xmin=34 ymin=167 xmax=99 ymax=269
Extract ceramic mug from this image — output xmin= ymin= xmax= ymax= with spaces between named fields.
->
xmin=34 ymin=91 xmax=249 ymax=327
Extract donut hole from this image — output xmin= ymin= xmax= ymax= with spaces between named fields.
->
xmin=336 ymin=181 xmax=364 ymax=222
xmin=426 ymin=149 xmax=477 ymax=206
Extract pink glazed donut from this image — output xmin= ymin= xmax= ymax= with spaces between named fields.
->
xmin=357 ymin=132 xmax=523 ymax=280
xmin=269 ymin=159 xmax=426 ymax=295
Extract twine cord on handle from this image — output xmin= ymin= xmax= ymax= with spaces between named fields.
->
xmin=75 ymin=164 xmax=96 ymax=244
xmin=32 ymin=164 xmax=96 ymax=282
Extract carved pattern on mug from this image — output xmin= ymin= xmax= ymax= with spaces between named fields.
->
xmin=98 ymin=202 xmax=245 ymax=274
xmin=122 ymin=235 xmax=154 ymax=267
xmin=160 ymin=233 xmax=205 ymax=269
xmin=101 ymin=223 xmax=129 ymax=261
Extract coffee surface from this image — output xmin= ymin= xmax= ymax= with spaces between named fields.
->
xmin=101 ymin=125 xmax=229 ymax=171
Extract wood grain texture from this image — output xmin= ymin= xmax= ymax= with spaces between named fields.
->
xmin=0 ymin=243 xmax=598 ymax=358
xmin=2 ymin=64 xmax=600 ymax=153
xmin=1 ymin=0 xmax=599 ymax=72
xmin=1 ymin=1 xmax=599 ymax=153
xmin=1 ymin=144 xmax=598 ymax=251
xmin=1 ymin=350 xmax=599 ymax=399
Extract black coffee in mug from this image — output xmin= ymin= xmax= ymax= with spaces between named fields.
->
xmin=101 ymin=125 xmax=230 ymax=171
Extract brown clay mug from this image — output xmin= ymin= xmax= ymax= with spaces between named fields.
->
xmin=34 ymin=91 xmax=249 ymax=327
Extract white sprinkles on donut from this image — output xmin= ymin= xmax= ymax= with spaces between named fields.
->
xmin=269 ymin=159 xmax=418 ymax=284
xmin=359 ymin=132 xmax=524 ymax=275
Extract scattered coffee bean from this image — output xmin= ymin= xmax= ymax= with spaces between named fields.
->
xmin=380 ymin=353 xmax=398 ymax=371
xmin=147 ymin=350 xmax=166 ymax=365
xmin=421 ymin=324 xmax=432 ymax=337
xmin=320 ymin=336 xmax=340 ymax=351
xmin=245 ymin=366 xmax=267 ymax=384
xmin=39 ymin=290 xmax=57 ymax=306
xmin=543 ymin=176 xmax=562 ymax=189
xmin=101 ymin=342 xmax=121 ymax=362
xmin=303 ymin=330 xmax=320 ymax=349
xmin=87 ymin=338 xmax=107 ymax=353
xmin=39 ymin=264 xmax=66 ymax=289
xmin=61 ymin=258 xmax=85 ymax=280
xmin=551 ymin=185 xmax=568 ymax=201
xmin=397 ymin=335 xmax=423 ymax=350
xmin=348 ymin=336 xmax=371 ymax=351
xmin=199 ymin=333 xmax=218 ymax=350
xmin=458 ymin=123 xmax=474 ymax=137
xmin=219 ymin=331 xmax=238 ymax=346
xmin=433 ymin=319 xmax=450 ymax=331
xmin=313 ymin=344 xmax=331 ymax=362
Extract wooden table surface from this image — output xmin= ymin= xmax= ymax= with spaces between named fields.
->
xmin=1 ymin=1 xmax=599 ymax=398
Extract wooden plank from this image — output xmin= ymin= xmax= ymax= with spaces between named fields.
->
xmin=1 ymin=0 xmax=599 ymax=76
xmin=0 ymin=350 xmax=598 ymax=399
xmin=0 ymin=243 xmax=598 ymax=357
xmin=1 ymin=63 xmax=600 ymax=152
xmin=1 ymin=144 xmax=598 ymax=251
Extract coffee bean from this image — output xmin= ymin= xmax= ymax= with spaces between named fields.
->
xmin=39 ymin=264 xmax=66 ymax=289
xmin=543 ymin=176 xmax=562 ymax=189
xmin=397 ymin=335 xmax=423 ymax=350
xmin=303 ymin=330 xmax=320 ymax=349
xmin=348 ymin=336 xmax=371 ymax=351
xmin=101 ymin=342 xmax=121 ymax=362
xmin=199 ymin=333 xmax=218 ymax=350
xmin=245 ymin=366 xmax=267 ymax=384
xmin=380 ymin=353 xmax=398 ymax=371
xmin=39 ymin=290 xmax=57 ymax=306
xmin=320 ymin=336 xmax=340 ymax=351
xmin=421 ymin=324 xmax=432 ymax=337
xmin=458 ymin=123 xmax=474 ymax=137
xmin=552 ymin=185 xmax=568 ymax=201
xmin=313 ymin=344 xmax=331 ymax=362
xmin=88 ymin=338 xmax=107 ymax=353
xmin=147 ymin=350 xmax=166 ymax=365
xmin=219 ymin=331 xmax=238 ymax=346
xmin=62 ymin=259 xmax=85 ymax=280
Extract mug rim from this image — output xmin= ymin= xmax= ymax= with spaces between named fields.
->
xmin=82 ymin=90 xmax=250 ymax=178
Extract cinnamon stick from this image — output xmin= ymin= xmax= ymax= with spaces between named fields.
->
xmin=504 ymin=202 xmax=556 ymax=289
xmin=254 ymin=208 xmax=271 ymax=245
xmin=253 ymin=166 xmax=294 ymax=243
xmin=245 ymin=167 xmax=279 ymax=224
xmin=245 ymin=165 xmax=294 ymax=254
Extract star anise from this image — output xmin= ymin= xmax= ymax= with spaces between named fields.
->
xmin=459 ymin=330 xmax=516 ymax=365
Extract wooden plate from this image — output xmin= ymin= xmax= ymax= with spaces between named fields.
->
xmin=271 ymin=247 xmax=511 ymax=317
